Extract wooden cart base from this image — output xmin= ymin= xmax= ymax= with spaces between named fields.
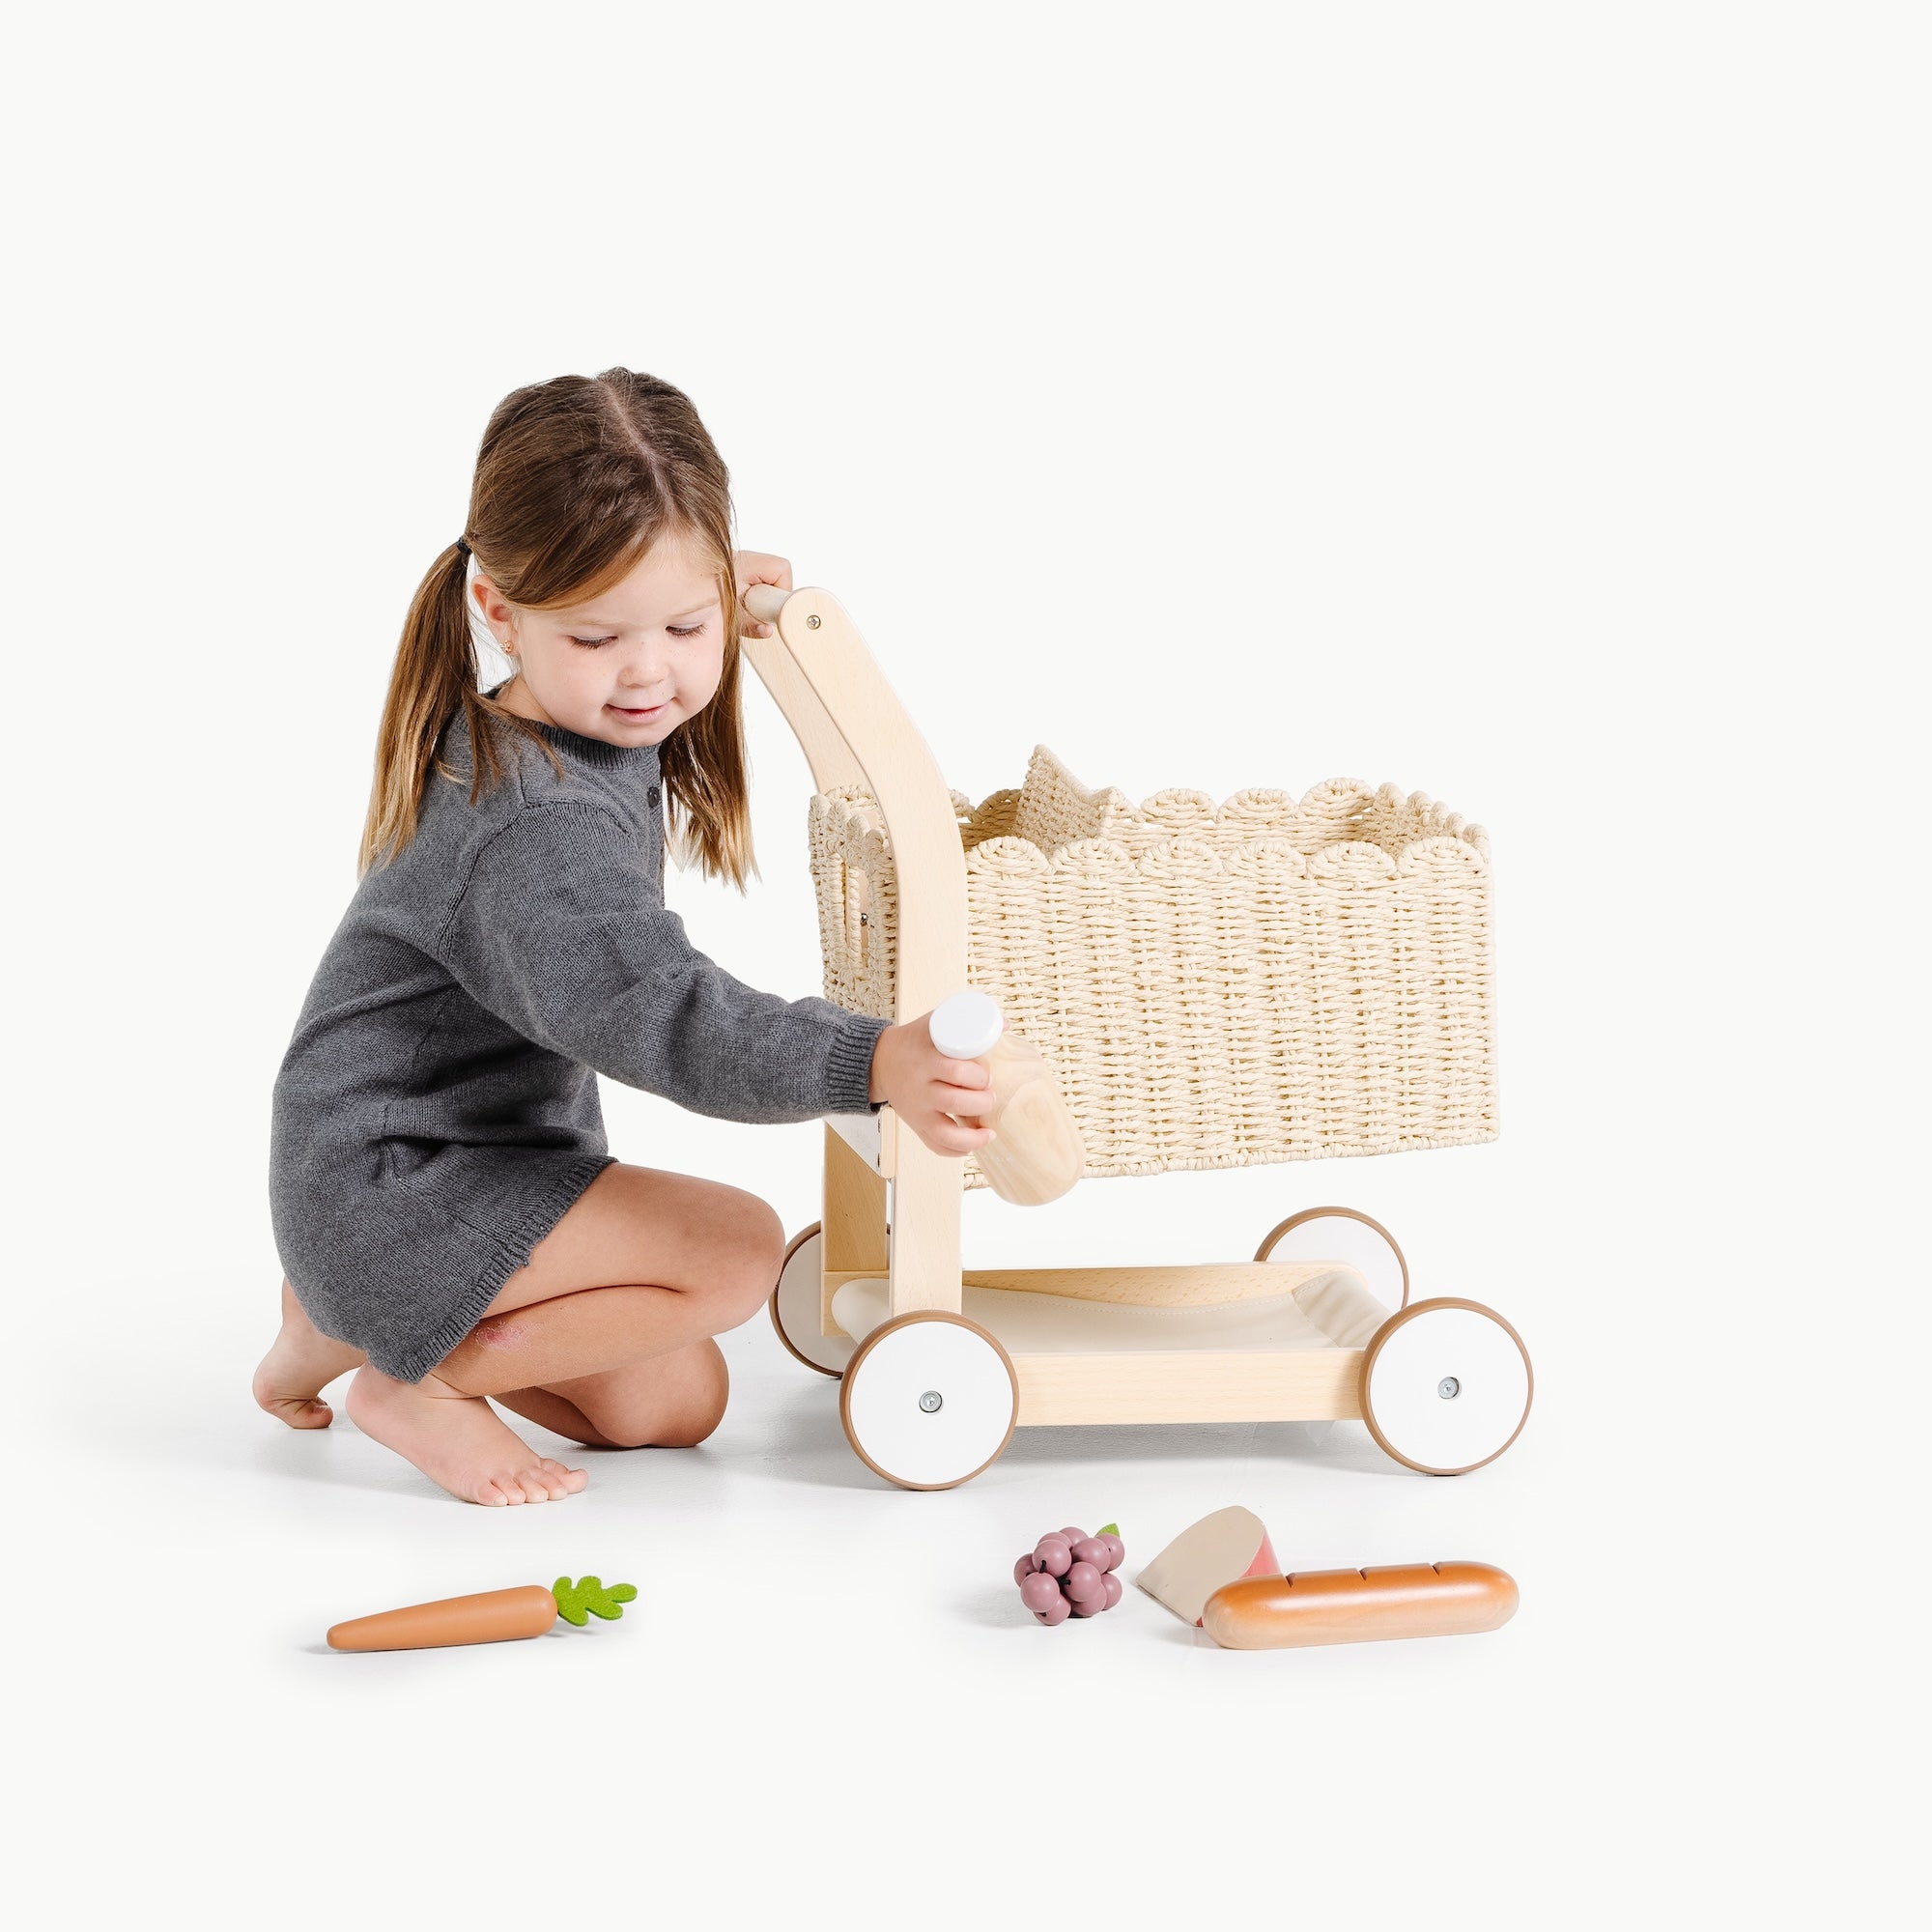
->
xmin=826 ymin=1256 xmax=1385 ymax=1427
xmin=767 ymin=1126 xmax=1532 ymax=1488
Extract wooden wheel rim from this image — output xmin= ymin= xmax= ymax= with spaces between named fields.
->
xmin=1358 ymin=1296 xmax=1532 ymax=1475
xmin=767 ymin=1224 xmax=850 ymax=1379
xmin=838 ymin=1311 xmax=1019 ymax=1492
xmin=1254 ymin=1206 xmax=1409 ymax=1310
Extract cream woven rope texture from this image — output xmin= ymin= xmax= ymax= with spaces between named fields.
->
xmin=810 ymin=744 xmax=1496 ymax=1187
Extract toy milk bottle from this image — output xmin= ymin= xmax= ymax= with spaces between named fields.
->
xmin=927 ymin=989 xmax=1086 ymax=1206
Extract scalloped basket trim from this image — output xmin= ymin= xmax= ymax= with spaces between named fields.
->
xmin=810 ymin=743 xmax=1490 ymax=873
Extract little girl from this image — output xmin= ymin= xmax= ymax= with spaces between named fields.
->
xmin=256 ymin=367 xmax=993 ymax=1506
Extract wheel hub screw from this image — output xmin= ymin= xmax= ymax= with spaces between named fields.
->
xmin=1437 ymin=1377 xmax=1461 ymax=1399
xmin=918 ymin=1389 xmax=944 ymax=1413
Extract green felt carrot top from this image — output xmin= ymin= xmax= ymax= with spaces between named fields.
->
xmin=553 ymin=1577 xmax=639 ymax=1627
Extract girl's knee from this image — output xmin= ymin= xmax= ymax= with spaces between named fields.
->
xmin=671 ymin=1343 xmax=730 ymax=1444
xmin=728 ymin=1190 xmax=785 ymax=1271
xmin=710 ymin=1190 xmax=786 ymax=1323
xmin=650 ymin=1381 xmax=728 ymax=1448
xmin=595 ymin=1343 xmax=728 ymax=1449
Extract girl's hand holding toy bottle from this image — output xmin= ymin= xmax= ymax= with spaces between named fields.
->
xmin=868 ymin=988 xmax=1085 ymax=1204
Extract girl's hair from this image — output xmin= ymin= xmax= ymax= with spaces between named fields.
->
xmin=358 ymin=368 xmax=756 ymax=889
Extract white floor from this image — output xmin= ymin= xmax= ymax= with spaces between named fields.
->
xmin=29 ymin=1179 xmax=1901 ymax=1928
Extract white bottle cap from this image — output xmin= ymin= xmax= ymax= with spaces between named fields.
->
xmin=928 ymin=988 xmax=1005 ymax=1059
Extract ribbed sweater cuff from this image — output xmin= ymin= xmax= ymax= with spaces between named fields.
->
xmin=826 ymin=1011 xmax=891 ymax=1116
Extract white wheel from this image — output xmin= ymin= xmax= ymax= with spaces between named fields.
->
xmin=768 ymin=1226 xmax=853 ymax=1379
xmin=1256 ymin=1206 xmax=1407 ymax=1312
xmin=839 ymin=1312 xmax=1018 ymax=1491
xmin=1359 ymin=1297 xmax=1532 ymax=1475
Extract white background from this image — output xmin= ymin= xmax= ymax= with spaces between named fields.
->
xmin=9 ymin=4 xmax=1925 ymax=1926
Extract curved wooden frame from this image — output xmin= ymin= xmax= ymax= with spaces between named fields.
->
xmin=743 ymin=592 xmax=964 ymax=1320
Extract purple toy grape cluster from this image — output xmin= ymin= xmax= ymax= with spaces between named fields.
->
xmin=1014 ymin=1523 xmax=1125 ymax=1625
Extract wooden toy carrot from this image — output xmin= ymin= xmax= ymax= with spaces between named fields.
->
xmin=327 ymin=1575 xmax=638 ymax=1652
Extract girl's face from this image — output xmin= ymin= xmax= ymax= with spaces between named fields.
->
xmin=473 ymin=526 xmax=726 ymax=747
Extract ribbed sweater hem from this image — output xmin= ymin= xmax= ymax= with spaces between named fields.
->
xmin=380 ymin=1151 xmax=617 ymax=1384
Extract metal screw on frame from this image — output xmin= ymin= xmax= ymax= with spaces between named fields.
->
xmin=806 ymin=613 xmax=822 ymax=629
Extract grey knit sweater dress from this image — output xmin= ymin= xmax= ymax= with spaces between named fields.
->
xmin=269 ymin=702 xmax=889 ymax=1383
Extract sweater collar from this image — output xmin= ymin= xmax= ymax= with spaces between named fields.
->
xmin=481 ymin=685 xmax=663 ymax=773
xmin=526 ymin=717 xmax=663 ymax=772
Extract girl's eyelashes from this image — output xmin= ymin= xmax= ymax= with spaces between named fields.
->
xmin=569 ymin=623 xmax=708 ymax=649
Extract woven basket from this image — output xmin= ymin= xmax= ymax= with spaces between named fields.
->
xmin=809 ymin=745 xmax=1496 ymax=1184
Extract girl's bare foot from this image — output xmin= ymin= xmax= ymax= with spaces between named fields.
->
xmin=254 ymin=1280 xmax=366 ymax=1429
xmin=345 ymin=1365 xmax=589 ymax=1506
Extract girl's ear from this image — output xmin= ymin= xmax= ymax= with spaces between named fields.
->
xmin=470 ymin=571 xmax=516 ymax=651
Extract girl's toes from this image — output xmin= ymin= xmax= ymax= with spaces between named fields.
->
xmin=259 ymin=1392 xmax=334 ymax=1430
xmin=509 ymin=1467 xmax=554 ymax=1503
xmin=539 ymin=1459 xmax=587 ymax=1495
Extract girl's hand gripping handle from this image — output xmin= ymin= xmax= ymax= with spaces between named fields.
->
xmin=735 ymin=555 xmax=792 ymax=636
xmin=867 ymin=1017 xmax=998 ymax=1157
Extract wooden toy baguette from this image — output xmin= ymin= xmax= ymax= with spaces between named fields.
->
xmin=1202 ymin=1561 xmax=1517 ymax=1650
xmin=327 ymin=1575 xmax=637 ymax=1652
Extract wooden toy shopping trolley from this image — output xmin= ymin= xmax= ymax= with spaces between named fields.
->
xmin=742 ymin=584 xmax=1532 ymax=1491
